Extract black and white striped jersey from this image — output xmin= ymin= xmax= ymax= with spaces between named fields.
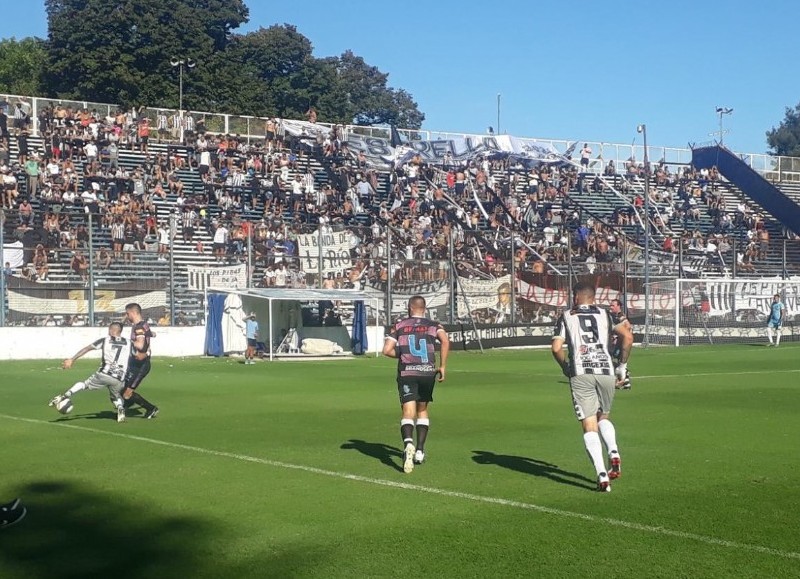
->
xmin=90 ymin=336 xmax=132 ymax=381
xmin=553 ymin=305 xmax=616 ymax=377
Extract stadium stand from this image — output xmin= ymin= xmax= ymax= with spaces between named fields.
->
xmin=2 ymin=96 xmax=800 ymax=327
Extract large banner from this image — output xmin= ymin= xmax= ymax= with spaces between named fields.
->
xmin=362 ymin=278 xmax=450 ymax=321
xmin=346 ymin=133 xmax=566 ymax=169
xmin=297 ymin=230 xmax=353 ymax=275
xmin=6 ymin=279 xmax=167 ymax=319
xmin=280 ymin=119 xmax=566 ymax=170
xmin=691 ymin=279 xmax=799 ymax=317
xmin=456 ymin=275 xmax=513 ymax=322
xmin=188 ymin=263 xmax=247 ymax=291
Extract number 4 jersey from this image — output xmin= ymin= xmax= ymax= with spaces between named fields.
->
xmin=554 ymin=305 xmax=617 ymax=376
xmin=387 ymin=317 xmax=443 ymax=379
xmin=91 ymin=335 xmax=132 ymax=381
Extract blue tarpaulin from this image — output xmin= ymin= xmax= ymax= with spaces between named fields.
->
xmin=351 ymin=300 xmax=368 ymax=355
xmin=204 ymin=293 xmax=226 ymax=356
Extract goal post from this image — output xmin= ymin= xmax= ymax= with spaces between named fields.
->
xmin=645 ymin=278 xmax=799 ymax=347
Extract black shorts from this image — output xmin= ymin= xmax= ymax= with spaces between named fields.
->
xmin=247 ymin=338 xmax=258 ymax=347
xmin=397 ymin=376 xmax=436 ymax=405
xmin=126 ymin=357 xmax=151 ymax=390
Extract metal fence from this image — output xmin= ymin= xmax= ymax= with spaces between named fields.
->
xmin=4 ymin=215 xmax=800 ymax=328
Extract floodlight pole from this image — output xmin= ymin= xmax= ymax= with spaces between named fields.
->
xmin=171 ymin=57 xmax=196 ymax=144
xmin=88 ymin=212 xmax=95 ymax=325
xmin=169 ymin=212 xmax=176 ymax=325
xmin=638 ymin=124 xmax=651 ymax=347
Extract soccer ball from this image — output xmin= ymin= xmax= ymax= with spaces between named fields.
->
xmin=56 ymin=398 xmax=74 ymax=415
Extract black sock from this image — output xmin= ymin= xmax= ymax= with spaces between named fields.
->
xmin=130 ymin=392 xmax=155 ymax=411
xmin=400 ymin=421 xmax=414 ymax=446
xmin=416 ymin=419 xmax=429 ymax=452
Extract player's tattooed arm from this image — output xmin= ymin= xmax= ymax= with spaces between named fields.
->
xmin=614 ymin=324 xmax=634 ymax=364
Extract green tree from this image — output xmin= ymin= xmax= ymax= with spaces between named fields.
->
xmin=38 ymin=2 xmax=423 ymax=128
xmin=43 ymin=0 xmax=248 ymax=108
xmin=767 ymin=103 xmax=800 ymax=157
xmin=0 ymin=37 xmax=46 ymax=96
xmin=330 ymin=50 xmax=425 ymax=129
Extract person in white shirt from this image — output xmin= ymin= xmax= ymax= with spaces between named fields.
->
xmin=157 ymin=223 xmax=170 ymax=261
xmin=84 ymin=141 xmax=98 ymax=164
xmin=274 ymin=264 xmax=287 ymax=287
xmin=213 ymin=224 xmax=229 ymax=262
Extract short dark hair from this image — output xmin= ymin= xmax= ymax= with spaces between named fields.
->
xmin=109 ymin=321 xmax=123 ymax=333
xmin=573 ymin=282 xmax=596 ymax=301
xmin=125 ymin=303 xmax=142 ymax=314
xmin=409 ymin=295 xmax=426 ymax=310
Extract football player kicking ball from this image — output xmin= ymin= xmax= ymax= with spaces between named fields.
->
xmin=49 ymin=322 xmax=132 ymax=423
xmin=552 ymin=283 xmax=633 ymax=492
xmin=383 ymin=295 xmax=450 ymax=474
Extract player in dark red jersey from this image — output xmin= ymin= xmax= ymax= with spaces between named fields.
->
xmin=123 ymin=302 xmax=159 ymax=419
xmin=383 ymin=295 xmax=450 ymax=473
xmin=609 ymin=299 xmax=632 ymax=390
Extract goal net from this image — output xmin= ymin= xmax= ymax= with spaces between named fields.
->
xmin=645 ymin=278 xmax=799 ymax=346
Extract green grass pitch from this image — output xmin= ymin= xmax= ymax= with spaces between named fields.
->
xmin=1 ymin=344 xmax=799 ymax=578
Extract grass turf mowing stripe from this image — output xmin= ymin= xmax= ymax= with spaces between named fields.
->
xmin=3 ymin=413 xmax=799 ymax=562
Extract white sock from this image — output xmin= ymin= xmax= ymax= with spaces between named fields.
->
xmin=776 ymin=331 xmax=782 ymax=346
xmin=583 ymin=431 xmax=606 ymax=476
xmin=598 ymin=419 xmax=619 ymax=456
xmin=65 ymin=381 xmax=86 ymax=397
xmin=767 ymin=328 xmax=774 ymax=343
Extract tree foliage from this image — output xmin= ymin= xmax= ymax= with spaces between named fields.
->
xmin=766 ymin=103 xmax=800 ymax=157
xmin=0 ymin=37 xmax=46 ymax=96
xmin=37 ymin=1 xmax=423 ymax=128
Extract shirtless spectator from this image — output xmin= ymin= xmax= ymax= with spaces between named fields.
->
xmin=70 ymin=251 xmax=89 ymax=282
xmin=33 ymin=244 xmax=49 ymax=281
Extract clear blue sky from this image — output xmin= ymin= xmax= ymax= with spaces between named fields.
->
xmin=1 ymin=0 xmax=797 ymax=156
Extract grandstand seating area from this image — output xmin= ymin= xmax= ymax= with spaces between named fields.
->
xmin=2 ymin=102 xmax=800 ymax=326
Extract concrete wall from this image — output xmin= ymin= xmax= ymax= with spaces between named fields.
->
xmin=0 ymin=327 xmax=207 ymax=360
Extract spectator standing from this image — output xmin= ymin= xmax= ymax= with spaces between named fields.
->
xmin=213 ymin=222 xmax=229 ymax=262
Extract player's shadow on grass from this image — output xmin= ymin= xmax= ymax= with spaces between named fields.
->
xmin=471 ymin=451 xmax=596 ymax=490
xmin=0 ymin=480 xmax=323 ymax=577
xmin=55 ymin=408 xmax=147 ymax=422
xmin=340 ymin=439 xmax=404 ymax=472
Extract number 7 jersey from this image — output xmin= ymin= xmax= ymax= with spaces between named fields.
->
xmin=91 ymin=335 xmax=132 ymax=381
xmin=387 ymin=316 xmax=443 ymax=378
xmin=553 ymin=305 xmax=616 ymax=376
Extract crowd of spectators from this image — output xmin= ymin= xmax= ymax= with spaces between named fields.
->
xmin=0 ymin=98 xmax=794 ymax=301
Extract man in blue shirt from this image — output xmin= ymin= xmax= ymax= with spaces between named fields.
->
xmin=766 ymin=293 xmax=786 ymax=347
xmin=245 ymin=313 xmax=260 ymax=364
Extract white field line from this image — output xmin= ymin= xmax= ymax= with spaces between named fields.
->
xmin=2 ymin=414 xmax=799 ymax=562
xmin=450 ymin=368 xmax=800 ymax=380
